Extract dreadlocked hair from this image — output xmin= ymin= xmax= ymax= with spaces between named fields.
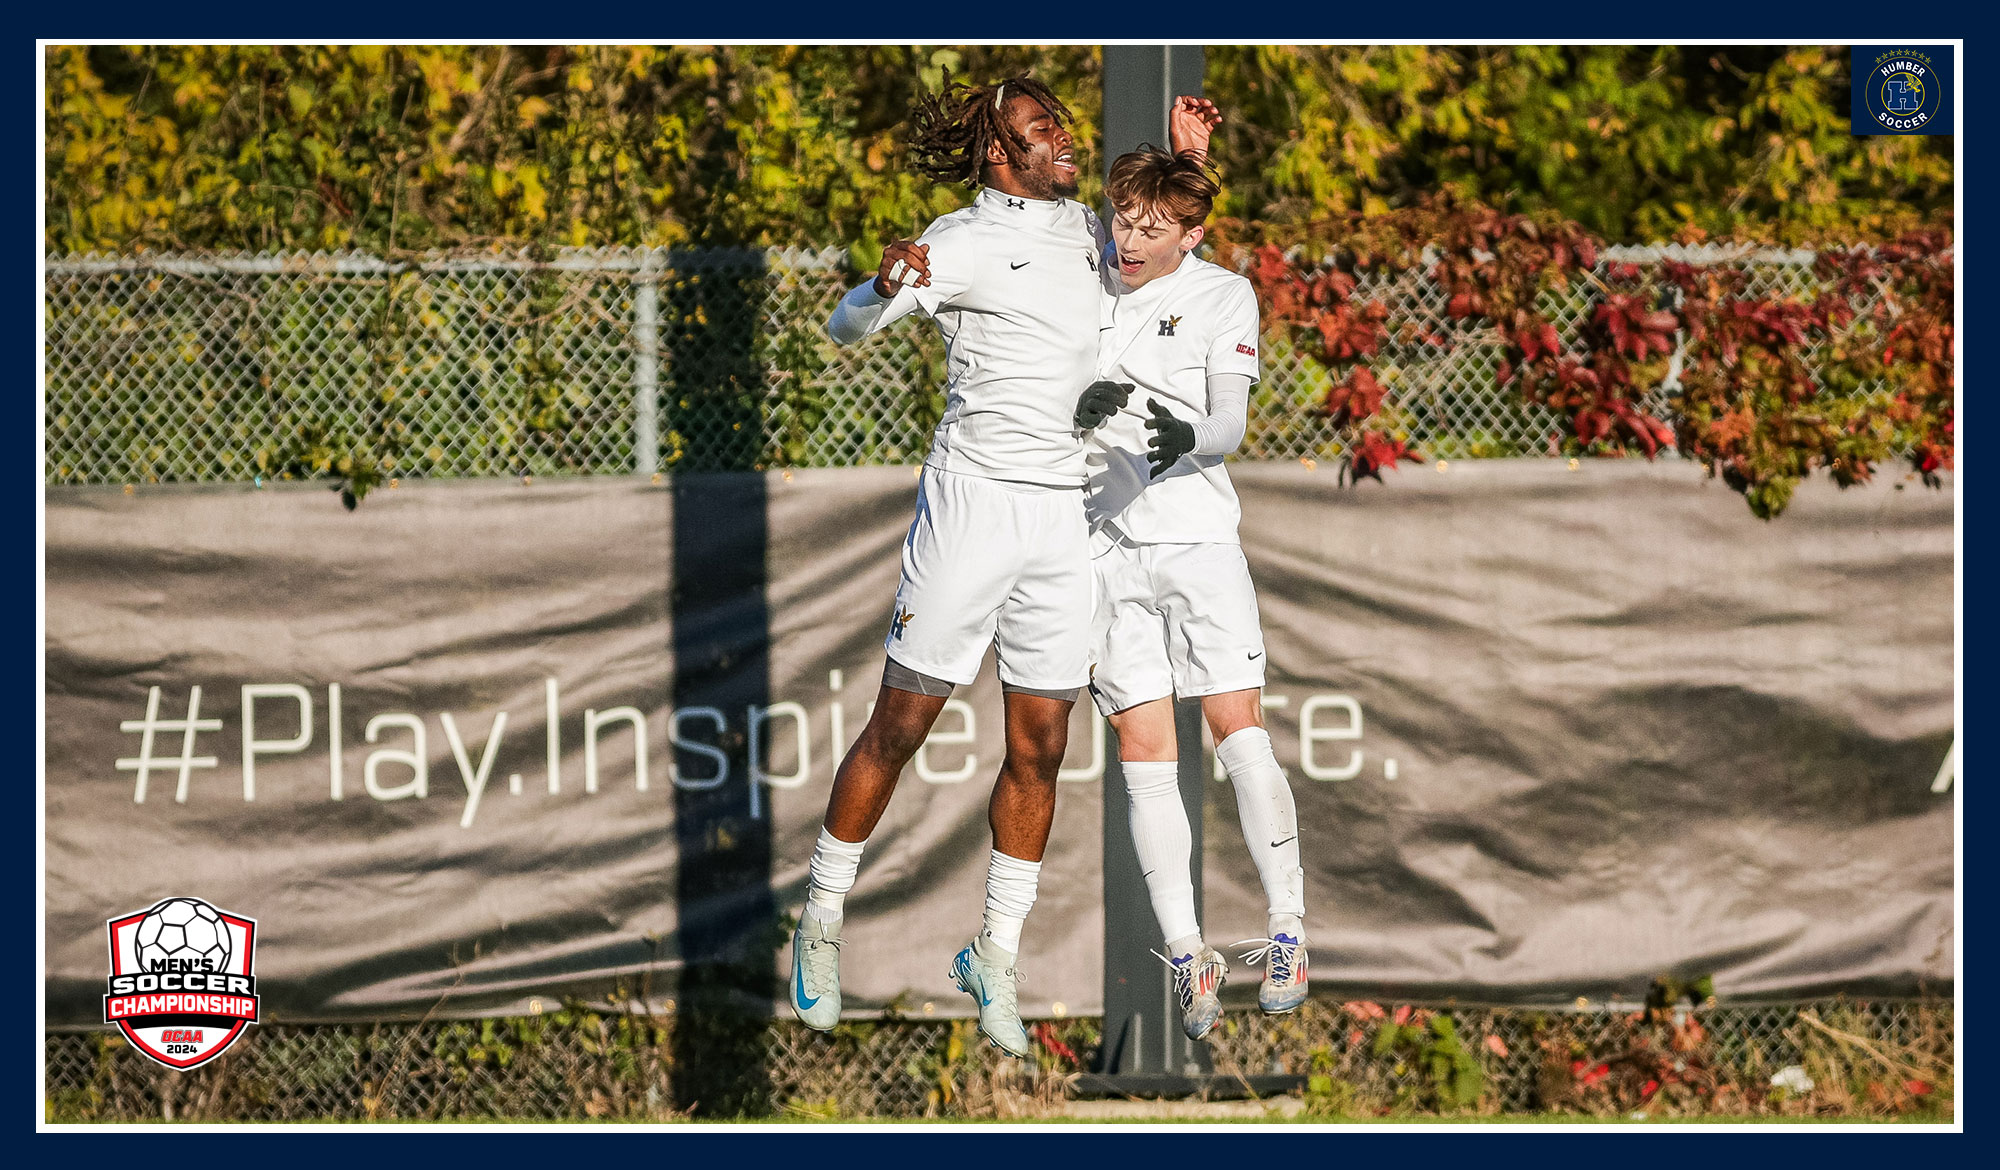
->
xmin=908 ymin=73 xmax=1072 ymax=188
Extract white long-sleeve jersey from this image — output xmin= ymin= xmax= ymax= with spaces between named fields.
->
xmin=826 ymin=188 xmax=1105 ymax=488
xmin=1085 ymin=254 xmax=1263 ymax=546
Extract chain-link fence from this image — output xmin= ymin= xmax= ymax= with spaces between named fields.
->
xmin=45 ymin=999 xmax=1951 ymax=1121
xmin=45 ymin=244 xmax=1845 ymax=486
xmin=45 ymin=246 xmax=1938 ymax=1122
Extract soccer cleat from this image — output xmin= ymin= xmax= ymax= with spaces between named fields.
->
xmin=1153 ymin=945 xmax=1228 ymax=1040
xmin=950 ymin=937 xmax=1031 ymax=1058
xmin=789 ymin=911 xmax=843 ymax=1031
xmin=1235 ymin=933 xmax=1309 ymax=1014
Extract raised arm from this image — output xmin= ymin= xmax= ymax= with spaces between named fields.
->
xmin=1167 ymin=96 xmax=1221 ymax=162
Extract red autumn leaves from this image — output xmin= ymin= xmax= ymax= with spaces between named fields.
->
xmin=1316 ymin=297 xmax=1389 ymax=362
xmin=1231 ymin=198 xmax=1953 ymax=517
xmin=1325 ymin=366 xmax=1384 ymax=428
xmin=1654 ymin=233 xmax=1955 ymax=515
xmin=1595 ymin=292 xmax=1679 ymax=360
xmin=1347 ymin=430 xmax=1422 ymax=483
xmin=1239 ymin=198 xmax=1685 ymax=486
xmin=1482 ymin=269 xmax=1682 ymax=465
xmin=1249 ymin=239 xmax=1410 ymax=479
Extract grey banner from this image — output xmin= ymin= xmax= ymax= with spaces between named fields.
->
xmin=43 ymin=463 xmax=1954 ymax=1024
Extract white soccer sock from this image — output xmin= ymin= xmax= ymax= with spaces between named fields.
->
xmin=1217 ymin=728 xmax=1306 ymax=926
xmin=980 ymin=849 xmax=1042 ymax=955
xmin=805 ymin=827 xmax=866 ymax=925
xmin=1123 ymin=760 xmax=1203 ymax=948
xmin=1268 ymin=913 xmax=1305 ymax=942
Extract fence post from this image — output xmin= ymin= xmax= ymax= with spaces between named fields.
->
xmin=633 ymin=251 xmax=661 ymax=475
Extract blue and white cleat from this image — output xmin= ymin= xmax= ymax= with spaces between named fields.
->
xmin=1156 ymin=945 xmax=1229 ymax=1040
xmin=950 ymin=936 xmax=1031 ymax=1057
xmin=1236 ymin=933 xmax=1308 ymax=1015
xmin=789 ymin=911 xmax=843 ymax=1031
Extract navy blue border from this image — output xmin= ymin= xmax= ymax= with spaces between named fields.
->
xmin=22 ymin=1 xmax=1989 ymax=39
xmin=32 ymin=27 xmax=1971 ymax=1139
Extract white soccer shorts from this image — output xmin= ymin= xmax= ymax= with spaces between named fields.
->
xmin=1088 ymin=535 xmax=1268 ymax=716
xmin=883 ymin=468 xmax=1093 ymax=691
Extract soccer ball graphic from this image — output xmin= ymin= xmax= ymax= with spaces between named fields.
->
xmin=134 ymin=898 xmax=231 ymax=973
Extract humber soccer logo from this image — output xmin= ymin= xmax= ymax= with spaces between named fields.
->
xmin=104 ymin=897 xmax=260 ymax=1070
xmin=1862 ymin=50 xmax=1941 ymax=133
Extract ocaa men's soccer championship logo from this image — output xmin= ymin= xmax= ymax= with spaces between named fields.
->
xmin=104 ymin=898 xmax=260 ymax=1070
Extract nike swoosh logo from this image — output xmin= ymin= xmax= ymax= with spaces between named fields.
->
xmin=1249 ymin=651 xmax=1264 ymax=660
xmin=967 ymin=965 xmax=993 ymax=1005
xmin=1270 ymin=835 xmax=1297 ymax=849
xmin=793 ymin=942 xmax=819 ymax=1010
xmin=1010 ymin=261 xmax=1031 ymax=269
xmin=957 ymin=955 xmax=994 ymax=1006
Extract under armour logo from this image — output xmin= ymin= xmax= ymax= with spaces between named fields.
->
xmin=1006 ymin=198 xmax=1026 ymax=210
xmin=1159 ymin=315 xmax=1182 ymax=336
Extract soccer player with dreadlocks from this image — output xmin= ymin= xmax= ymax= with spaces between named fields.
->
xmin=1072 ymin=145 xmax=1308 ymax=1042
xmin=789 ymin=74 xmax=1213 ymax=1058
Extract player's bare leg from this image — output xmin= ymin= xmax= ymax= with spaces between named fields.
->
xmin=1108 ymin=695 xmax=1227 ymax=1038
xmin=1108 ymin=695 xmax=1177 ymax=763
xmin=1200 ymin=688 xmax=1263 ymax=743
xmin=792 ymin=682 xmax=949 ymax=1031
xmin=987 ymin=690 xmax=1073 ymax=860
xmin=1202 ymin=688 xmax=1308 ymax=1013
xmin=822 ymin=685 xmax=951 ymax=842
xmin=951 ymin=690 xmax=1073 ymax=1056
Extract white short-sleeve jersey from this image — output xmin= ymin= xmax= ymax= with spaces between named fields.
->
xmin=851 ymin=188 xmax=1107 ymax=487
xmin=1085 ymin=255 xmax=1262 ymax=545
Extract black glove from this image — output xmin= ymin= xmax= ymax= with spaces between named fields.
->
xmin=1144 ymin=399 xmax=1196 ymax=478
xmin=1074 ymin=380 xmax=1132 ymax=429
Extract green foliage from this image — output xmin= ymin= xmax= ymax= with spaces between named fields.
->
xmin=1206 ymin=46 xmax=1951 ymax=245
xmin=1302 ymin=1046 xmax=1358 ymax=1117
xmin=45 ymin=45 xmax=1952 ymax=511
xmin=45 ymin=45 xmax=1100 ymax=258
xmin=1370 ymin=1010 xmax=1486 ymax=1113
xmin=48 ymin=46 xmax=1945 ymax=257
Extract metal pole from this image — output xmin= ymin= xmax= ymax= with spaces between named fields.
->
xmin=633 ymin=254 xmax=661 ymax=476
xmin=1097 ymin=44 xmax=1209 ymax=1082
